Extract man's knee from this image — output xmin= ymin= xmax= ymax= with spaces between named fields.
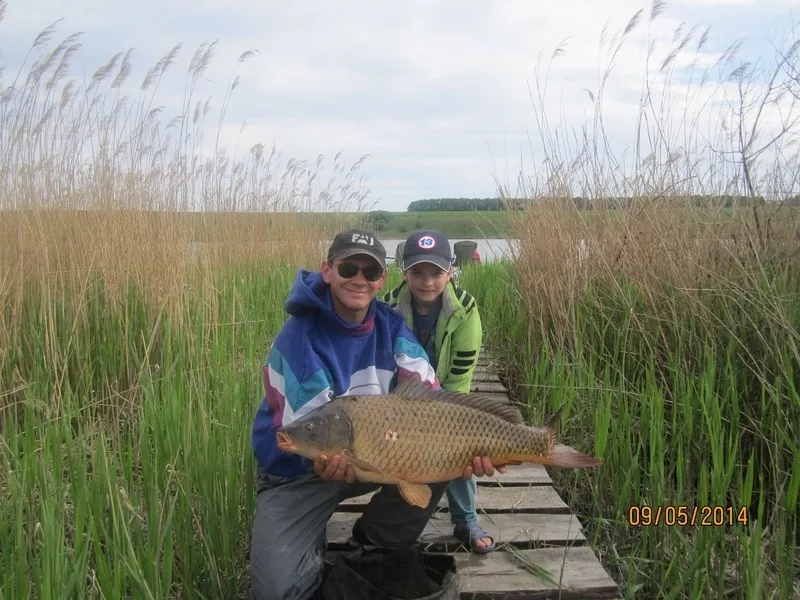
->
xmin=359 ymin=481 xmax=449 ymax=547
xmin=249 ymin=526 xmax=324 ymax=600
xmin=249 ymin=476 xmax=333 ymax=600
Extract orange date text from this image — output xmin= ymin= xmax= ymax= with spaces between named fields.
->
xmin=627 ymin=505 xmax=748 ymax=527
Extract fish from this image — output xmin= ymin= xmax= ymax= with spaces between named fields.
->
xmin=275 ymin=375 xmax=603 ymax=509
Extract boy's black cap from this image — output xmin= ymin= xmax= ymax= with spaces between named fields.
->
xmin=402 ymin=229 xmax=452 ymax=271
xmin=327 ymin=228 xmax=387 ymax=268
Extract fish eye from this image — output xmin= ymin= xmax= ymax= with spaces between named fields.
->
xmin=305 ymin=423 xmax=313 ymax=432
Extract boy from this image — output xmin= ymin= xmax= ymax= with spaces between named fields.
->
xmin=382 ymin=229 xmax=494 ymax=553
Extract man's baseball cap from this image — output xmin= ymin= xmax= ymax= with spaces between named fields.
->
xmin=402 ymin=229 xmax=453 ymax=271
xmin=327 ymin=228 xmax=387 ymax=269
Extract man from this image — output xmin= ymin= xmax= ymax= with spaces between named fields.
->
xmin=383 ymin=229 xmax=493 ymax=553
xmin=249 ymin=228 xmax=503 ymax=600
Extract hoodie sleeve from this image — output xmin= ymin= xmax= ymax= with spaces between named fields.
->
xmin=266 ymin=337 xmax=334 ymax=427
xmin=252 ymin=323 xmax=334 ymax=475
xmin=391 ymin=320 xmax=441 ymax=390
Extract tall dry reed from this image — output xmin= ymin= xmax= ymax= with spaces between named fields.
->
xmin=500 ymin=1 xmax=800 ymax=356
xmin=485 ymin=3 xmax=799 ymax=596
xmin=0 ymin=0 xmax=373 ymax=321
xmin=0 ymin=0 xmax=372 ymax=439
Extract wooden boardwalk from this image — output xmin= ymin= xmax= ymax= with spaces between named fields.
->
xmin=325 ymin=347 xmax=620 ymax=599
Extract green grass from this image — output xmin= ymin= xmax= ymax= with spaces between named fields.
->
xmin=458 ymin=259 xmax=799 ymax=600
xmin=46 ymin=209 xmax=510 ymax=241
xmin=362 ymin=210 xmax=512 ymax=238
xmin=3 ymin=258 xmax=797 ymax=598
xmin=1 ymin=267 xmax=296 ymax=599
xmin=2 ymin=4 xmax=799 ymax=598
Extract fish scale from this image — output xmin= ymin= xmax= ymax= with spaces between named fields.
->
xmin=276 ymin=376 xmax=604 ymax=509
xmin=341 ymin=394 xmax=550 ymax=483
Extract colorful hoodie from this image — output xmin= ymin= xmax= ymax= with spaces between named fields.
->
xmin=252 ymin=269 xmax=440 ymax=477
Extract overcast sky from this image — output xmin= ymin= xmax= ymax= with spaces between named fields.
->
xmin=2 ymin=0 xmax=797 ymax=211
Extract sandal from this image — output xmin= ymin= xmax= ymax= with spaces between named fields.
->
xmin=453 ymin=521 xmax=496 ymax=554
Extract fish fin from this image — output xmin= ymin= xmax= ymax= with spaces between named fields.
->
xmin=341 ymin=452 xmax=397 ymax=484
xmin=545 ymin=403 xmax=565 ymax=431
xmin=540 ymin=444 xmax=604 ymax=468
xmin=342 ymin=450 xmax=380 ymax=474
xmin=393 ymin=375 xmax=438 ymax=398
xmin=397 ymin=481 xmax=432 ymax=509
xmin=443 ymin=395 xmax=525 ymax=424
xmin=394 ymin=375 xmax=525 ymax=424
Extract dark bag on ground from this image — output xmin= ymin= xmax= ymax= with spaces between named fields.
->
xmin=317 ymin=546 xmax=459 ymax=600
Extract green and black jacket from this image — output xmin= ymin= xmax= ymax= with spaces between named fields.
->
xmin=382 ymin=281 xmax=482 ymax=393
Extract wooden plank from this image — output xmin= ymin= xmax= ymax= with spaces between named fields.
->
xmin=479 ymin=464 xmax=552 ymax=486
xmin=477 ymin=392 xmax=512 ymax=404
xmin=476 ymin=359 xmax=502 ymax=370
xmin=338 ymin=485 xmax=569 ymax=514
xmin=471 ymin=369 xmax=502 ymax=382
xmin=470 ymin=380 xmax=508 ymax=393
xmin=326 ymin=513 xmax=586 ymax=550
xmin=452 ymin=547 xmax=620 ymax=599
xmin=323 ymin=548 xmax=620 ymax=600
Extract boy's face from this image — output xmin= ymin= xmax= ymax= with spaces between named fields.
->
xmin=322 ymin=254 xmax=386 ymax=315
xmin=404 ymin=262 xmax=451 ymax=304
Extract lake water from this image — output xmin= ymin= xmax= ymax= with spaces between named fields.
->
xmin=380 ymin=238 xmax=518 ymax=264
xmin=187 ymin=237 xmax=520 ymax=264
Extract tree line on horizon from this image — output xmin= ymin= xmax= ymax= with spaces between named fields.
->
xmin=405 ymin=195 xmax=796 ymax=212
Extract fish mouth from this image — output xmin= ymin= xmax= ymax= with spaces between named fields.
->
xmin=276 ymin=431 xmax=294 ymax=451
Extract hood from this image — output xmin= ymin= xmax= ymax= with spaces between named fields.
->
xmin=284 ymin=269 xmax=377 ymax=331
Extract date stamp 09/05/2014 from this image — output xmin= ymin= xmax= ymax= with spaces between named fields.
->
xmin=627 ymin=505 xmax=750 ymax=527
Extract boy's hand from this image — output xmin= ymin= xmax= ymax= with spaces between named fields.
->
xmin=314 ymin=454 xmax=356 ymax=483
xmin=463 ymin=456 xmax=506 ymax=479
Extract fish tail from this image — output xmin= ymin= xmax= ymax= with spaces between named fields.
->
xmin=545 ymin=444 xmax=604 ymax=468
xmin=498 ymin=404 xmax=603 ymax=468
xmin=543 ymin=404 xmax=603 ymax=467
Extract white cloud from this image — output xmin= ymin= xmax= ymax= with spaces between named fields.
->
xmin=2 ymin=0 xmax=797 ymax=210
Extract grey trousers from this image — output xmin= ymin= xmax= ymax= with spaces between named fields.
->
xmin=249 ymin=470 xmax=449 ymax=600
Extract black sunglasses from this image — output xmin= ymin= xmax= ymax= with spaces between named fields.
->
xmin=336 ymin=262 xmax=384 ymax=282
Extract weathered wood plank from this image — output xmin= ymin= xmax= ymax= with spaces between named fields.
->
xmin=470 ymin=380 xmax=508 ymax=393
xmin=477 ymin=392 xmax=512 ymax=404
xmin=326 ymin=513 xmax=586 ymax=550
xmin=471 ymin=369 xmax=502 ymax=383
xmin=478 ymin=463 xmax=552 ymax=486
xmin=452 ymin=547 xmax=620 ymax=599
xmin=338 ymin=485 xmax=569 ymax=513
xmin=323 ymin=548 xmax=620 ymax=600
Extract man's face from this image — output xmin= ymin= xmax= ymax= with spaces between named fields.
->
xmin=322 ymin=254 xmax=386 ymax=314
xmin=403 ymin=262 xmax=451 ymax=304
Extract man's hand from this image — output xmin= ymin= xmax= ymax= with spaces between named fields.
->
xmin=463 ymin=456 xmax=507 ymax=480
xmin=314 ymin=454 xmax=356 ymax=483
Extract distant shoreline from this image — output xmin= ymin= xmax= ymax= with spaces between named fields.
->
xmin=363 ymin=210 xmax=511 ymax=238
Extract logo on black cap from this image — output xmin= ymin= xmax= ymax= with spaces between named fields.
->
xmin=402 ymin=229 xmax=452 ymax=271
xmin=327 ymin=228 xmax=387 ymax=268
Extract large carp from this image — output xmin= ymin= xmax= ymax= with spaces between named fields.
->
xmin=276 ymin=376 xmax=603 ymax=509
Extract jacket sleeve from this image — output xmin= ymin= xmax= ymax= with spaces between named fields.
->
xmin=391 ymin=321 xmax=441 ymax=390
xmin=264 ymin=331 xmax=333 ymax=428
xmin=440 ymin=301 xmax=482 ymax=394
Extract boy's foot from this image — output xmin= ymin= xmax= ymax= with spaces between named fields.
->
xmin=453 ymin=521 xmax=495 ymax=553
